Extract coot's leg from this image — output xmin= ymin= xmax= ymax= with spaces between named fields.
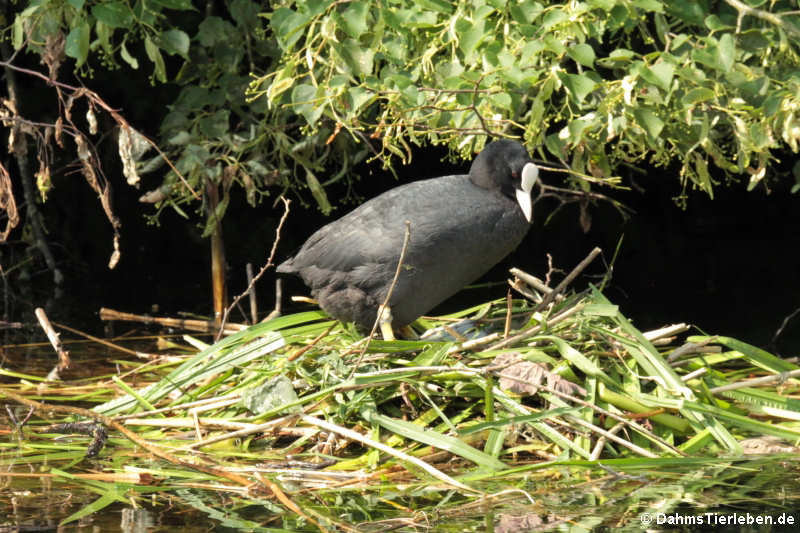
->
xmin=398 ymin=325 xmax=418 ymax=339
xmin=378 ymin=304 xmax=395 ymax=340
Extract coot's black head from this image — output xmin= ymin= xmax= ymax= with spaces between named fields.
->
xmin=469 ymin=139 xmax=539 ymax=222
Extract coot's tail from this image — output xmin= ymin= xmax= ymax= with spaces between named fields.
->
xmin=275 ymin=258 xmax=296 ymax=274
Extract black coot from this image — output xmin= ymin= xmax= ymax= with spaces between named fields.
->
xmin=277 ymin=139 xmax=538 ymax=331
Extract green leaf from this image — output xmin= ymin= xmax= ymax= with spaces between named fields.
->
xmin=176 ymin=86 xmax=212 ymax=109
xmin=150 ymin=0 xmax=194 ymax=9
xmin=665 ymin=0 xmax=707 ymax=25
xmin=682 ymin=87 xmax=715 ymax=106
xmin=704 ymin=14 xmax=733 ymax=31
xmin=198 ymin=109 xmax=230 ymax=138
xmin=738 ymin=28 xmax=770 ymax=53
xmin=588 ymin=0 xmax=615 ymax=9
xmin=168 ymin=131 xmax=191 ymax=145
xmin=230 ymin=0 xmax=259 ymax=29
xmin=305 ymin=169 xmax=332 ymax=214
xmin=144 ymin=36 xmax=167 ymax=82
xmin=692 ymin=47 xmax=717 ymax=70
xmin=748 ymin=122 xmax=770 ymax=150
xmin=271 ymin=8 xmax=311 ymax=51
xmin=689 ymin=336 xmax=798 ymax=373
xmin=693 ymin=152 xmax=713 ymax=196
xmin=417 ymin=0 xmax=453 ymax=13
xmin=510 ymin=0 xmax=542 ymax=24
xmin=96 ymin=20 xmax=112 ymax=54
xmin=197 ymin=16 xmax=234 ymax=47
xmin=717 ymin=33 xmax=735 ymax=71
xmin=633 ymin=108 xmax=664 ymax=139
xmin=400 ymin=83 xmax=420 ymax=106
xmin=65 ymin=21 xmax=90 ymax=68
xmin=67 ymin=0 xmax=85 ymax=9
xmin=566 ymin=117 xmax=594 ymax=142
xmin=347 ymin=87 xmax=373 ymax=115
xmin=59 ymin=490 xmax=123 ymax=525
xmin=490 ymin=92 xmax=512 ymax=111
xmin=12 ymin=14 xmax=24 ymax=50
xmin=266 ymin=64 xmax=295 ymax=104
xmin=459 ymin=407 xmax=578 ymax=435
xmin=557 ymin=72 xmax=596 ymax=104
xmin=339 ymin=1 xmax=369 ymax=38
xmin=543 ymin=35 xmax=566 ymax=55
xmin=632 ymin=0 xmax=664 ymax=12
xmin=567 ymin=43 xmax=595 ymax=68
xmin=291 ymin=83 xmax=324 ymax=125
xmin=338 ymin=39 xmax=374 ymax=77
xmin=539 ymin=336 xmax=618 ymax=387
xmin=365 ymin=411 xmax=508 ymax=470
xmin=643 ymin=61 xmax=674 ymax=91
xmin=457 ymin=18 xmax=484 ymax=60
xmin=584 ymin=303 xmax=619 ymax=316
xmin=545 ymin=132 xmax=567 ymax=158
xmin=159 ymin=29 xmax=190 ymax=57
xmin=609 ymin=49 xmax=635 ymax=61
xmin=91 ymin=2 xmax=133 ymax=29
xmin=542 ymin=9 xmax=568 ymax=30
xmin=406 ymin=9 xmax=438 ymax=28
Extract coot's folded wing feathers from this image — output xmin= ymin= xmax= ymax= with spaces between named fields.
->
xmin=280 ymin=176 xmax=468 ymax=278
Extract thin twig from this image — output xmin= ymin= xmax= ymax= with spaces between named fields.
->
xmin=503 ymin=289 xmax=512 ymax=338
xmin=533 ymin=247 xmax=602 ymax=313
xmin=112 ymin=394 xmax=241 ymax=420
xmin=254 ymin=473 xmax=335 ymax=533
xmin=178 ymin=414 xmax=301 ymax=450
xmin=510 ymin=267 xmax=553 ymax=295
xmin=246 ymin=263 xmax=258 ymax=324
xmin=483 ymin=302 xmax=585 ymax=352
xmin=288 ymin=323 xmax=337 ymax=361
xmin=99 ymin=307 xmax=245 ymax=335
xmin=53 ymin=321 xmax=159 ymax=359
xmin=34 ymin=308 xmax=70 ymax=381
xmin=643 ymin=323 xmax=690 ymax=342
xmin=263 ymin=278 xmax=283 ymax=322
xmin=723 ymin=0 xmax=800 ymax=38
xmin=771 ymin=306 xmax=800 ymax=346
xmin=709 ymin=368 xmax=800 ymax=394
xmin=216 ymin=197 xmax=291 ymax=340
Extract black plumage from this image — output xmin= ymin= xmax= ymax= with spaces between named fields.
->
xmin=277 ymin=139 xmax=538 ymax=331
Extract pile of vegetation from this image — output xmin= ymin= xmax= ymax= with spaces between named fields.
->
xmin=2 ymin=266 xmax=799 ymax=530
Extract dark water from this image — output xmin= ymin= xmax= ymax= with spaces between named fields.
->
xmin=2 ymin=433 xmax=800 ymax=532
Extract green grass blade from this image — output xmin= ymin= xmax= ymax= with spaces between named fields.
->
xmin=363 ymin=410 xmax=507 ymax=470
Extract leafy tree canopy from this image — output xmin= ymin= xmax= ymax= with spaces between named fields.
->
xmin=4 ymin=0 xmax=800 ymax=245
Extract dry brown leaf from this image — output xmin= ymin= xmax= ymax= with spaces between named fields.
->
xmin=740 ymin=436 xmax=800 ymax=455
xmin=491 ymin=352 xmax=586 ymax=397
xmin=0 ymin=162 xmax=20 ymax=242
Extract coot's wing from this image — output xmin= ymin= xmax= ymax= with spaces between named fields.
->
xmin=279 ymin=177 xmax=469 ymax=282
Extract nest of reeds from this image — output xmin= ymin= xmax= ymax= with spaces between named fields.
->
xmin=3 ymin=249 xmax=800 ymax=530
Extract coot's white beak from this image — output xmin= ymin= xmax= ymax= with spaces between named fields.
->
xmin=515 ymin=162 xmax=538 ymax=222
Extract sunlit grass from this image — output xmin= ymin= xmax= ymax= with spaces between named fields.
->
xmin=2 ymin=281 xmax=800 ymax=530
